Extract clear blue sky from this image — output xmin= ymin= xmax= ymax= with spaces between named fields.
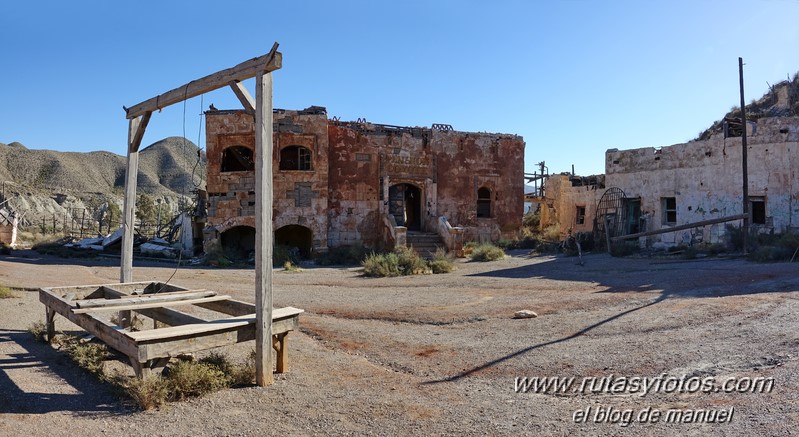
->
xmin=2 ymin=0 xmax=798 ymax=176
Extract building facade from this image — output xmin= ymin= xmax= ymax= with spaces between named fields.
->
xmin=202 ymin=107 xmax=525 ymax=256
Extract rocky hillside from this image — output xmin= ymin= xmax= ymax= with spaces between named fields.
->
xmin=0 ymin=137 xmax=206 ymax=232
xmin=694 ymin=72 xmax=799 ymax=141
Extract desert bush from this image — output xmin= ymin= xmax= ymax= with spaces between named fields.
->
xmin=64 ymin=337 xmax=110 ymax=375
xmin=283 ymin=261 xmax=302 ymax=273
xmin=0 ymin=285 xmax=18 ymax=299
xmin=541 ymin=224 xmax=562 ymax=243
xmin=124 ymin=375 xmax=169 ymax=411
xmin=228 ymin=349 xmax=257 ymax=386
xmin=468 ymin=243 xmax=505 ymax=262
xmin=29 ymin=321 xmax=48 ymax=342
xmin=166 ymin=360 xmax=231 ymax=401
xmin=522 ymin=210 xmax=540 ymax=229
xmin=362 ymin=246 xmax=430 ymax=277
xmin=395 ymin=246 xmax=430 ymax=275
xmin=362 ymin=251 xmax=401 ymax=277
xmin=428 ymin=248 xmax=456 ymax=274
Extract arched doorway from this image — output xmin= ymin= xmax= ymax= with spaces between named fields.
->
xmin=388 ymin=183 xmax=422 ymax=231
xmin=275 ymin=224 xmax=313 ymax=258
xmin=220 ymin=225 xmax=256 ymax=259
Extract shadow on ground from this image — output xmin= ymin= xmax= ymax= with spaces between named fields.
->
xmin=0 ymin=329 xmax=128 ymax=415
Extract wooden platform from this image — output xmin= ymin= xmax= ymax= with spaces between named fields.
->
xmin=39 ymin=281 xmax=303 ymax=378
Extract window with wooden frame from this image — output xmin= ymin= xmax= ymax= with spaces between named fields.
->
xmin=279 ymin=145 xmax=312 ymax=171
xmin=661 ymin=197 xmax=677 ymax=225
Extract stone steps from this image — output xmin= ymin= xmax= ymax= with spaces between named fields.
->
xmin=406 ymin=232 xmax=444 ymax=258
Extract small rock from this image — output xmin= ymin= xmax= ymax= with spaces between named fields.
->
xmin=513 ymin=309 xmax=538 ymax=319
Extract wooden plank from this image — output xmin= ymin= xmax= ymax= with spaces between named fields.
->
xmin=254 ymin=70 xmax=275 ymax=386
xmin=128 ymin=307 xmax=303 ymax=342
xmin=73 ymin=295 xmax=231 ymax=313
xmin=229 ymin=80 xmax=255 ymax=114
xmin=75 ymin=290 xmax=217 ymax=309
xmin=136 ymin=315 xmax=299 ymax=362
xmin=125 ymin=44 xmax=281 ymax=119
xmin=611 ymin=213 xmax=749 ymax=241
xmin=194 ymin=298 xmax=255 ymax=316
xmin=102 ymin=287 xmax=208 ymax=326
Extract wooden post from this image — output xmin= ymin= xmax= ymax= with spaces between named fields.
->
xmin=120 ymin=118 xmax=141 ymax=284
xmin=739 ymin=57 xmax=749 ymax=255
xmin=255 ymin=71 xmax=274 ymax=386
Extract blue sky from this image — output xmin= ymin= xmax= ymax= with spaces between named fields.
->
xmin=1 ymin=0 xmax=798 ymax=176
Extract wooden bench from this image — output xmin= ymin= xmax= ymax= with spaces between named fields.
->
xmin=39 ymin=281 xmax=303 ymax=378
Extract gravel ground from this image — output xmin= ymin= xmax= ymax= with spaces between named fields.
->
xmin=0 ymin=250 xmax=797 ymax=436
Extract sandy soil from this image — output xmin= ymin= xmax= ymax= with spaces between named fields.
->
xmin=0 ymin=250 xmax=797 ymax=436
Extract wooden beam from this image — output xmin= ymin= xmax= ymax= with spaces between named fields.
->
xmin=75 ymin=290 xmax=216 ymax=308
xmin=255 ymin=71 xmax=274 ymax=386
xmin=120 ymin=120 xmax=140 ymax=283
xmin=102 ymin=287 xmax=208 ymax=326
xmin=73 ymin=295 xmax=229 ymax=313
xmin=229 ymin=80 xmax=255 ymax=114
xmin=128 ymin=307 xmax=303 ymax=342
xmin=611 ymin=213 xmax=749 ymax=241
xmin=129 ymin=112 xmax=152 ymax=153
xmin=125 ymin=44 xmax=281 ymax=119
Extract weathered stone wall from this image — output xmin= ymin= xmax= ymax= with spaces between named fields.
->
xmin=204 ymin=109 xmax=525 ymax=252
xmin=327 ymin=124 xmax=381 ymax=248
xmin=204 ymin=109 xmax=329 ymax=253
xmin=539 ymin=175 xmax=603 ymax=237
xmin=434 ymin=131 xmax=525 ymax=241
xmin=606 ymin=116 xmax=799 ymax=246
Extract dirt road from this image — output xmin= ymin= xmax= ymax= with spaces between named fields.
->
xmin=0 ymin=250 xmax=797 ymax=436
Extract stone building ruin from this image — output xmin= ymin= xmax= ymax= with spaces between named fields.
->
xmin=202 ymin=106 xmax=525 ymax=257
xmin=538 ymin=78 xmax=799 ymax=249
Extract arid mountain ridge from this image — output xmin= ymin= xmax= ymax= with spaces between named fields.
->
xmin=0 ymin=137 xmax=206 ymax=229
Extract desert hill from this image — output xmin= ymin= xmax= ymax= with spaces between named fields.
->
xmin=0 ymin=137 xmax=206 ymax=232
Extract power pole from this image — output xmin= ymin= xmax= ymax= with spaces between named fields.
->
xmin=739 ymin=57 xmax=749 ymax=254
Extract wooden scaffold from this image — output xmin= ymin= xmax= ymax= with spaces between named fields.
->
xmin=40 ymin=44 xmax=296 ymax=386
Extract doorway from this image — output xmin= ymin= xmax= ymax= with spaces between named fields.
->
xmin=388 ymin=183 xmax=422 ymax=231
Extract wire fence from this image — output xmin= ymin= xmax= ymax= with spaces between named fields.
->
xmin=18 ymin=208 xmax=175 ymax=241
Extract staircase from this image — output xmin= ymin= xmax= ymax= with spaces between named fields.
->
xmin=406 ymin=231 xmax=445 ymax=258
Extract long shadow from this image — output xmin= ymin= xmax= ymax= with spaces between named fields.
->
xmin=423 ymin=296 xmax=665 ymax=384
xmin=471 ymin=252 xmax=799 ymax=298
xmin=425 ymin=253 xmax=799 ymax=384
xmin=0 ymin=329 xmax=130 ymax=415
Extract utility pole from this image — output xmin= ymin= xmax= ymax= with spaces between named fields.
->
xmin=739 ymin=57 xmax=749 ymax=254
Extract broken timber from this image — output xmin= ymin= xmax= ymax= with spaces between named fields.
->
xmin=120 ymin=43 xmax=282 ymax=386
xmin=40 ymin=282 xmax=303 ymax=378
xmin=610 ymin=213 xmax=749 ymax=241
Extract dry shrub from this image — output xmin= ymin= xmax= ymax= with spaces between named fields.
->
xmin=468 ymin=243 xmax=506 ymax=262
xmin=166 ymin=360 xmax=231 ymax=401
xmin=125 ymin=375 xmax=169 ymax=410
xmin=428 ymin=248 xmax=456 ymax=274
xmin=362 ymin=246 xmax=430 ymax=277
xmin=0 ymin=285 xmax=19 ymax=299
xmin=28 ymin=321 xmax=48 ymax=342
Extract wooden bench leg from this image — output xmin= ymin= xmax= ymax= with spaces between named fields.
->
xmin=45 ymin=307 xmax=56 ymax=343
xmin=130 ymin=357 xmax=170 ymax=378
xmin=272 ymin=333 xmax=288 ymax=373
xmin=118 ymin=310 xmax=132 ymax=329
